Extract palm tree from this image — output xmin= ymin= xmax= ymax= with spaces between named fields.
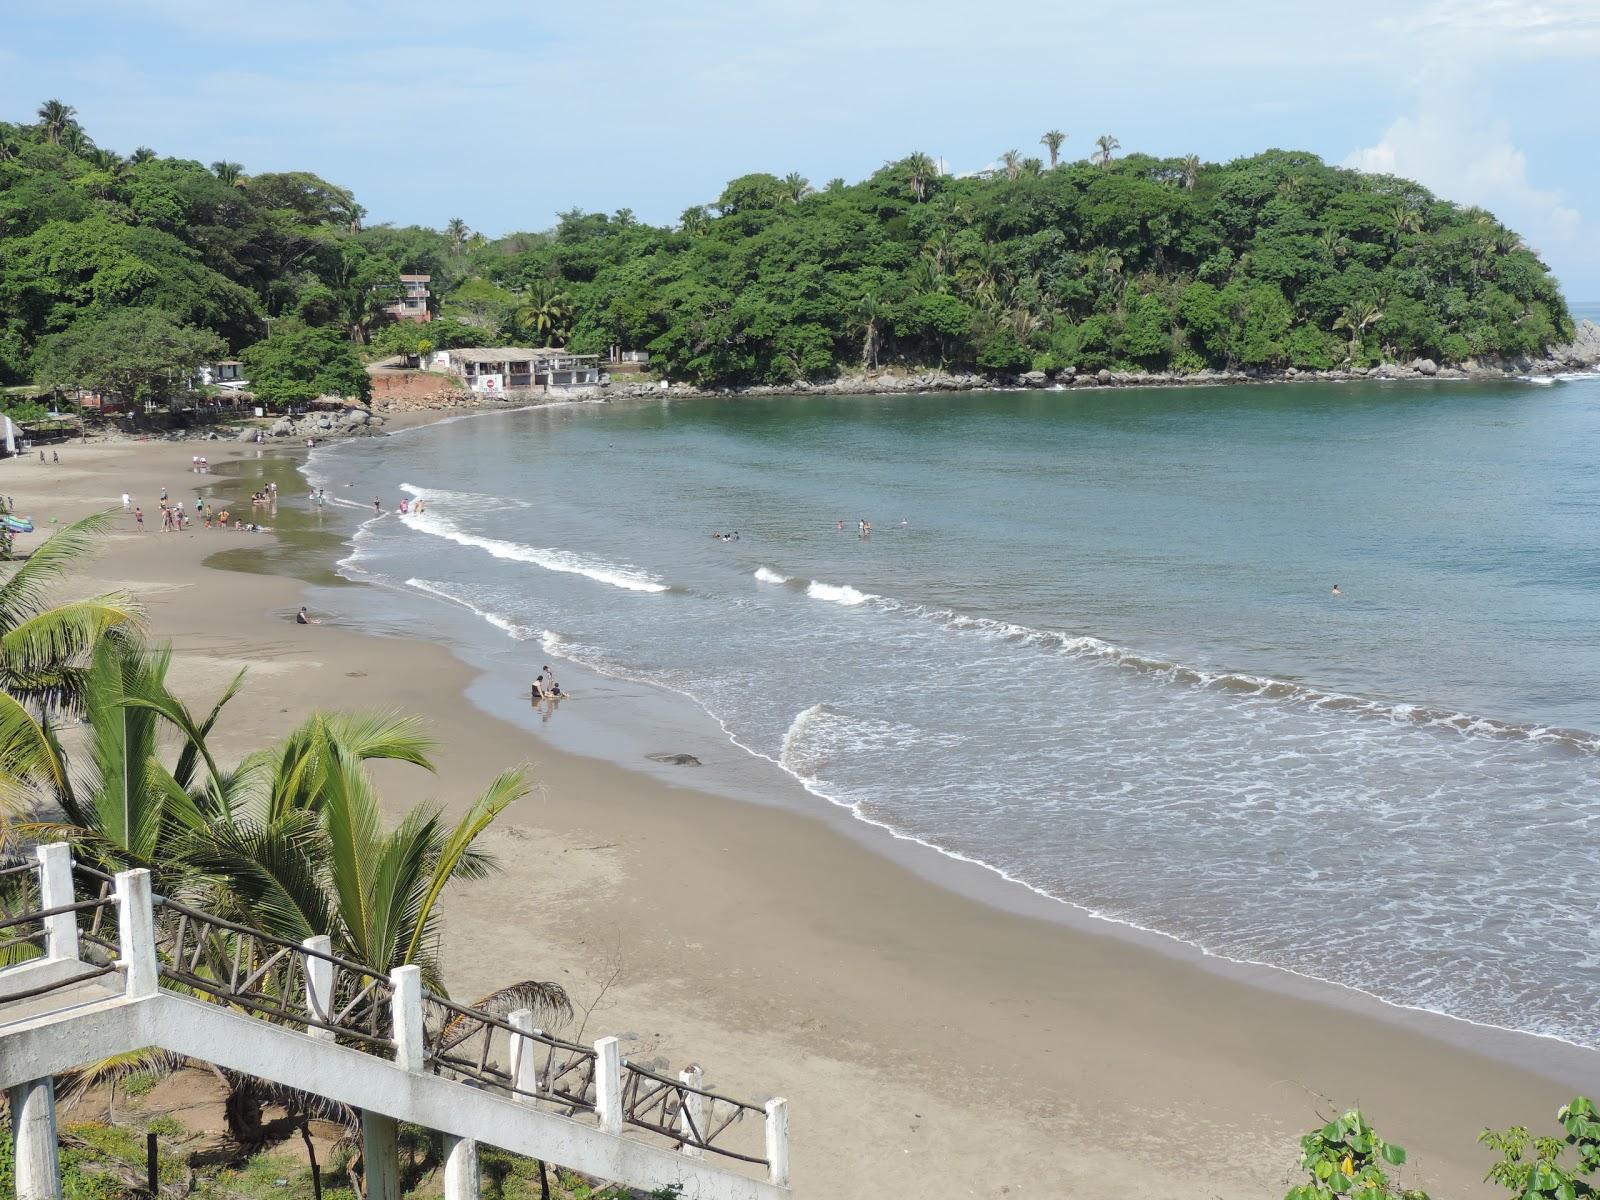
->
xmin=999 ymin=150 xmax=1023 ymax=182
xmin=1278 ymin=175 xmax=1305 ymax=200
xmin=783 ymin=172 xmax=812 ymax=203
xmin=0 ymin=513 xmax=138 ymax=817
xmin=1040 ymin=130 xmax=1067 ymax=168
xmin=445 ymin=218 xmax=470 ymax=252
xmin=513 ymin=282 xmax=572 ymax=347
xmin=1318 ymin=227 xmax=1351 ymax=264
xmin=1182 ymin=154 xmax=1200 ymax=191
xmin=1388 ymin=203 xmax=1422 ymax=249
xmin=210 ymin=161 xmax=244 ymax=186
xmin=21 ymin=634 xmax=238 ymax=875
xmin=1094 ymin=135 xmax=1120 ymax=167
xmin=1333 ymin=299 xmax=1383 ymax=362
xmin=824 ymin=177 xmax=846 ymax=193
xmin=0 ymin=133 xmax=19 ymax=163
xmin=679 ymin=205 xmax=709 ymax=236
xmin=903 ymin=152 xmax=937 ymax=202
xmin=130 ymin=146 xmax=157 ymax=164
xmin=36 ymin=99 xmax=75 ymax=145
xmin=1021 ymin=157 xmax=1043 ymax=177
xmin=59 ymin=124 xmax=91 ymax=156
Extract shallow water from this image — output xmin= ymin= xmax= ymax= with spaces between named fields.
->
xmin=309 ymin=365 xmax=1600 ymax=1048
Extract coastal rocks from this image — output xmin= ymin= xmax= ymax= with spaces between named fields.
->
xmin=1411 ymin=358 xmax=1439 ymax=376
xmin=646 ymin=753 xmax=702 ymax=766
xmin=1096 ymin=369 xmax=1113 ymax=385
xmin=1021 ymin=370 xmax=1048 ymax=386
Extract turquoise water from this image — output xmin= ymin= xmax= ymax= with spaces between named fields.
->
xmin=311 ymin=365 xmax=1600 ymax=1047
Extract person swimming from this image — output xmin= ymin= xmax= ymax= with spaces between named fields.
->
xmin=1331 ymin=584 xmax=1342 ymax=597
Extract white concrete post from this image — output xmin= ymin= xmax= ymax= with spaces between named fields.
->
xmin=508 ymin=1008 xmax=539 ymax=1100
xmin=765 ymin=1097 xmax=790 ymax=1188
xmin=113 ymin=868 xmax=157 ymax=998
xmin=8 ymin=1076 xmax=63 ymax=1200
xmin=594 ymin=1036 xmax=623 ymax=1135
xmin=678 ymin=1065 xmax=705 ymax=1157
xmin=389 ymin=964 xmax=425 ymax=1072
xmin=360 ymin=1109 xmax=401 ymax=1200
xmin=442 ymin=1133 xmax=481 ymax=1200
xmin=302 ymin=935 xmax=335 ymax=1039
xmin=36 ymin=843 xmax=78 ymax=962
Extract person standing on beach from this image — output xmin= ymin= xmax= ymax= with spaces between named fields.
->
xmin=134 ymin=506 xmax=143 ymax=531
xmin=373 ymin=497 xmax=382 ymax=514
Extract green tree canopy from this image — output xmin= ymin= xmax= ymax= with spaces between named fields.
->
xmin=32 ymin=307 xmax=225 ymax=406
xmin=242 ymin=324 xmax=371 ymax=408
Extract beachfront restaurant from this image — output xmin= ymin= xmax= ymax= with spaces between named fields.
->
xmin=431 ymin=347 xmax=601 ymax=394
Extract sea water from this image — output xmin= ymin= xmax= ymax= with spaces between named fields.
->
xmin=308 ymin=364 xmax=1600 ymax=1049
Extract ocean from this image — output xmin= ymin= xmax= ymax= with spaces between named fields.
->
xmin=306 ymin=359 xmax=1600 ymax=1051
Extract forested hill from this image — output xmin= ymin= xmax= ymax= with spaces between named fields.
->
xmin=0 ymin=100 xmax=1575 ymax=394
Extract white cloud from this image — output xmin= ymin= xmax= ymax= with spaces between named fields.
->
xmin=1347 ymin=3 xmax=1597 ymax=291
xmin=1346 ymin=111 xmax=1581 ymax=249
xmin=1394 ymin=0 xmax=1600 ymax=56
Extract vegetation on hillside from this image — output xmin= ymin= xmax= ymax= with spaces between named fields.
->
xmin=0 ymin=100 xmax=1574 ymax=401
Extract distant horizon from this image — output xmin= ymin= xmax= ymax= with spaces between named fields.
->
xmin=4 ymin=2 xmax=1597 ymax=294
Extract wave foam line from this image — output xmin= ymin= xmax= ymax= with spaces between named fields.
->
xmin=398 ymin=501 xmax=668 ymax=594
xmin=753 ymin=566 xmax=790 ymax=585
xmin=780 ymin=573 xmax=1599 ymax=753
xmin=403 ymin=578 xmax=539 ymax=641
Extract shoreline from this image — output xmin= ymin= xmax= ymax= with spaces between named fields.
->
xmin=10 ymin=428 xmax=1599 ymax=1197
xmin=339 ymin=463 xmax=1600 ymax=1085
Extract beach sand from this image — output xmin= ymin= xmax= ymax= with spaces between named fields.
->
xmin=7 ymin=431 xmax=1596 ymax=1198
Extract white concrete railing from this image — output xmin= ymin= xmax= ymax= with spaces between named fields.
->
xmin=0 ymin=843 xmax=791 ymax=1199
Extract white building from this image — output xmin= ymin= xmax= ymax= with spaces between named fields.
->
xmin=430 ymin=347 xmax=602 ymax=394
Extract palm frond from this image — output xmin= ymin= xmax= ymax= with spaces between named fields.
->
xmin=0 ymin=595 xmax=140 ymax=708
xmin=0 ymin=510 xmax=124 ymax=630
xmin=0 ymin=688 xmax=68 ymax=818
xmin=58 ymin=1047 xmax=184 ymax=1105
xmin=402 ymin=769 xmax=526 ymax=967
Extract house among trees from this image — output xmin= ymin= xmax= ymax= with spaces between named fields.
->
xmin=430 ymin=347 xmax=601 ymax=393
xmin=195 ymin=359 xmax=247 ymax=388
xmin=387 ymin=274 xmax=432 ymax=323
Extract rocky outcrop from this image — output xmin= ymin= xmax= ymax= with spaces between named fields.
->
xmin=600 ymin=323 xmax=1600 ymax=403
xmin=244 ymin=406 xmax=386 ymax=441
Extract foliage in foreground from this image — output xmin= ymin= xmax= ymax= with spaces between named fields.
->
xmin=1286 ymin=1097 xmax=1600 ymax=1200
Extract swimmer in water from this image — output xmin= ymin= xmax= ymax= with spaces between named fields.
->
xmin=1331 ymin=584 xmax=1342 ymax=597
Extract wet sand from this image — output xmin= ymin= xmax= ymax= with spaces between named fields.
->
xmin=8 ymin=431 xmax=1597 ymax=1198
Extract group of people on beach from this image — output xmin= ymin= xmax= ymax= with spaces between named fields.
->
xmin=123 ymin=485 xmax=266 ymax=533
xmin=530 ymin=664 xmax=566 ymax=704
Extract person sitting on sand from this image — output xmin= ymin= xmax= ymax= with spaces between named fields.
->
xmin=296 ymin=606 xmax=318 ymax=625
xmin=530 ymin=675 xmax=546 ymax=700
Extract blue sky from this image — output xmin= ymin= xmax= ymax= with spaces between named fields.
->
xmin=4 ymin=0 xmax=1598 ymax=296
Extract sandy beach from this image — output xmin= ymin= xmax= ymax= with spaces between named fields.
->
xmin=6 ymin=426 xmax=1596 ymax=1199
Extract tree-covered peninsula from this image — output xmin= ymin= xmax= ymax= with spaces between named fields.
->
xmin=0 ymin=100 xmax=1575 ymax=396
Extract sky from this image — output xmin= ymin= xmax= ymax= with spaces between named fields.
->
xmin=3 ymin=0 xmax=1598 ymax=297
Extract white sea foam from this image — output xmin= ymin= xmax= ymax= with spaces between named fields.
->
xmin=398 ymin=489 xmax=668 ymax=594
xmin=805 ymin=579 xmax=874 ymax=606
xmin=753 ymin=566 xmax=790 ymax=585
xmin=403 ymin=578 xmax=539 ymax=640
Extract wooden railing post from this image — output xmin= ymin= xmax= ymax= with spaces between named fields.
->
xmin=508 ymin=1009 xmax=539 ymax=1101
xmin=389 ymin=965 xmax=424 ymax=1071
xmin=678 ymin=1065 xmax=704 ymax=1157
xmin=35 ymin=843 xmax=78 ymax=962
xmin=765 ymin=1097 xmax=790 ymax=1188
xmin=302 ymin=935 xmax=334 ymax=1040
xmin=113 ymin=869 xmax=157 ymax=998
xmin=594 ymin=1037 xmax=622 ymax=1135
